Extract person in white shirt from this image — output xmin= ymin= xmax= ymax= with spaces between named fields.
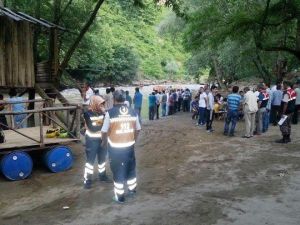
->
xmin=166 ymin=90 xmax=170 ymax=116
xmin=198 ymin=87 xmax=207 ymax=126
xmin=206 ymin=86 xmax=217 ymax=132
xmin=155 ymin=90 xmax=161 ymax=119
xmin=242 ymin=87 xmax=258 ymax=138
xmin=82 ymin=83 xmax=94 ymax=105
xmin=104 ymin=87 xmax=114 ymax=111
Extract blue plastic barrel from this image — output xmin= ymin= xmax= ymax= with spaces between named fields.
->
xmin=44 ymin=145 xmax=73 ymax=173
xmin=0 ymin=151 xmax=33 ymax=181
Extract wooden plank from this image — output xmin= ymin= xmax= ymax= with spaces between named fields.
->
xmin=0 ymin=18 xmax=5 ymax=86
xmin=39 ymin=112 xmax=44 ymax=146
xmin=0 ymin=99 xmax=46 ymax=104
xmin=76 ymin=107 xmax=81 ymax=138
xmin=0 ymin=126 xmax=78 ymax=150
xmin=5 ymin=19 xmax=12 ymax=86
xmin=12 ymin=20 xmax=19 ymax=86
xmin=18 ymin=21 xmax=26 ymax=86
xmin=0 ymin=106 xmax=78 ymax=115
xmin=28 ymin=23 xmax=35 ymax=87
xmin=0 ymin=17 xmax=35 ymax=88
xmin=0 ymin=7 xmax=33 ymax=23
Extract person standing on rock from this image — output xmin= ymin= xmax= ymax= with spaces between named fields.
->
xmin=276 ymin=81 xmax=296 ymax=143
xmin=101 ymin=90 xmax=141 ymax=203
xmin=242 ymin=87 xmax=258 ymax=138
xmin=83 ymin=95 xmax=111 ymax=189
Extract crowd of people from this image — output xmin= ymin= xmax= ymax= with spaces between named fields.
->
xmin=81 ymin=86 xmax=141 ymax=203
xmin=190 ymin=81 xmax=300 ymax=143
xmin=1 ymin=80 xmax=298 ymax=205
xmin=148 ymin=88 xmax=192 ymax=120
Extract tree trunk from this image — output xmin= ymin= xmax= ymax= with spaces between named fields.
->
xmin=296 ymin=18 xmax=300 ymax=51
xmin=57 ymin=0 xmax=105 ymax=83
xmin=53 ymin=0 xmax=61 ymax=24
xmin=211 ymin=56 xmax=225 ymax=89
xmin=50 ymin=0 xmax=61 ymax=84
xmin=33 ymin=0 xmax=41 ymax=63
xmin=253 ymin=49 xmax=272 ymax=84
xmin=275 ymin=58 xmax=287 ymax=82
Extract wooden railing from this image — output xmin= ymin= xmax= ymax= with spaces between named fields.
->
xmin=0 ymin=105 xmax=81 ymax=147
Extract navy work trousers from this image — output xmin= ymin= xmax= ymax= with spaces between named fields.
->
xmin=109 ymin=145 xmax=137 ymax=200
xmin=84 ymin=136 xmax=107 ymax=184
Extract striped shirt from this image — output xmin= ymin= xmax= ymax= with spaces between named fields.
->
xmin=227 ymin=93 xmax=241 ymax=111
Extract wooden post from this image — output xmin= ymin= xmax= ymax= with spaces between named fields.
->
xmin=27 ymin=88 xmax=35 ymax=127
xmin=66 ymin=109 xmax=70 ymax=129
xmin=76 ymin=106 xmax=81 ymax=138
xmin=9 ymin=104 xmax=14 ymax=128
xmin=39 ymin=112 xmax=44 ymax=146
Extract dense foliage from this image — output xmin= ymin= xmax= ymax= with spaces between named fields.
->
xmin=4 ymin=0 xmax=300 ymax=85
xmin=3 ymin=0 xmax=188 ymax=84
xmin=159 ymin=0 xmax=300 ymax=85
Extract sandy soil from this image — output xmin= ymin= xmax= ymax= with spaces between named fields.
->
xmin=0 ymin=112 xmax=300 ymax=225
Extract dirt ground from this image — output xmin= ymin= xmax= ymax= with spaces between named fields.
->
xmin=0 ymin=112 xmax=300 ymax=225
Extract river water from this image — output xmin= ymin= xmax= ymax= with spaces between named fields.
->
xmin=60 ymin=84 xmax=202 ymax=104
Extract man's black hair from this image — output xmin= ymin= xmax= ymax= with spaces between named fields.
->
xmin=9 ymin=88 xmax=17 ymax=97
xmin=232 ymin=86 xmax=239 ymax=93
xmin=106 ymin=88 xmax=111 ymax=94
xmin=113 ymin=90 xmax=125 ymax=102
xmin=210 ymin=85 xmax=217 ymax=91
xmin=0 ymin=94 xmax=3 ymax=99
xmin=135 ymin=87 xmax=139 ymax=92
xmin=276 ymin=84 xmax=282 ymax=90
xmin=110 ymin=87 xmax=115 ymax=93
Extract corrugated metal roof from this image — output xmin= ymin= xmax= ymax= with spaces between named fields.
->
xmin=0 ymin=6 xmax=66 ymax=31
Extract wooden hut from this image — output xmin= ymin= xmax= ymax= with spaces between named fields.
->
xmin=0 ymin=6 xmax=65 ymax=88
xmin=0 ymin=7 xmax=73 ymax=128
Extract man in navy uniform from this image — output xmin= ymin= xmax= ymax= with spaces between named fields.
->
xmin=101 ymin=90 xmax=141 ymax=203
xmin=276 ymin=81 xmax=296 ymax=143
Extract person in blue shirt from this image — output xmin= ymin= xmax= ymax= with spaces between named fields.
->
xmin=256 ymin=84 xmax=270 ymax=134
xmin=270 ymin=84 xmax=283 ymax=125
xmin=148 ymin=92 xmax=156 ymax=120
xmin=224 ymin=86 xmax=241 ymax=136
xmin=133 ymin=87 xmax=143 ymax=122
xmin=8 ymin=88 xmax=27 ymax=128
xmin=125 ymin=91 xmax=132 ymax=107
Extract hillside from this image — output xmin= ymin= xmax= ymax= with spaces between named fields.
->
xmin=67 ymin=1 xmax=189 ymax=83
